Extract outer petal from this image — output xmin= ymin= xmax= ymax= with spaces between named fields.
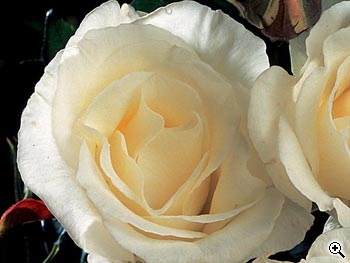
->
xmin=17 ymin=52 xmax=133 ymax=261
xmin=196 ymin=189 xmax=285 ymax=263
xmin=295 ymin=68 xmax=334 ymax=178
xmin=77 ymin=142 xmax=208 ymax=239
xmin=278 ymin=116 xmax=334 ymax=211
xmin=102 ymin=188 xmax=285 ymax=263
xmin=87 ymin=254 xmax=127 ymax=263
xmin=289 ymin=30 xmax=308 ymax=74
xmin=136 ymin=0 xmax=269 ymax=89
xmin=66 ymin=1 xmax=140 ymax=47
xmin=332 ymin=199 xmax=350 ymax=227
xmin=248 ymin=66 xmax=311 ymax=209
xmin=87 ymin=254 xmax=112 ymax=263
xmin=323 ymin=215 xmax=342 ymax=233
xmin=248 ymin=67 xmax=295 ymax=162
xmin=252 ymin=199 xmax=314 ymax=257
xmin=307 ymin=227 xmax=350 ymax=259
xmin=305 ymin=1 xmax=350 ymax=67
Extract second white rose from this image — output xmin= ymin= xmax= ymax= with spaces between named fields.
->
xmin=249 ymin=1 xmax=350 ymax=228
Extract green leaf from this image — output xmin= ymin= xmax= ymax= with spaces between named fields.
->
xmin=47 ymin=19 xmax=75 ymax=61
xmin=131 ymin=0 xmax=180 ymax=13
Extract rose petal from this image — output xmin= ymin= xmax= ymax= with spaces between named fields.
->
xmin=323 ymin=28 xmax=350 ymax=71
xmin=333 ymin=116 xmax=350 ymax=132
xmin=145 ymin=194 xmax=263 ymax=225
xmin=77 ymin=142 xmax=207 ymax=239
xmin=102 ymin=132 xmax=147 ymax=215
xmin=17 ymin=52 xmax=133 ymax=261
xmin=295 ymin=67 xmax=327 ymax=177
xmin=333 ymin=199 xmax=350 ymax=227
xmin=110 ymin=96 xmax=164 ymax=199
xmin=66 ymin=1 xmax=140 ymax=48
xmin=305 ymin=1 xmax=350 ymax=67
xmin=330 ymin=56 xmax=350 ymax=114
xmin=323 ymin=215 xmax=342 ymax=233
xmin=137 ymin=1 xmax=269 ymax=89
xmin=307 ymin=227 xmax=350 ymax=259
xmin=87 ymin=254 xmax=112 ymax=263
xmin=83 ymin=219 xmax=134 ymax=262
xmin=84 ymin=72 xmax=210 ymax=215
xmin=203 ymin=134 xmax=266 ymax=234
xmin=248 ymin=66 xmax=311 ymax=209
xmin=318 ymin=78 xmax=350 ymax=200
xmin=155 ymin=152 xmax=210 ymax=216
xmin=278 ymin=116 xmax=334 ymax=211
xmin=252 ymin=199 xmax=313 ymax=257
xmin=104 ymin=217 xmax=203 ymax=263
xmin=247 ymin=145 xmax=273 ymax=186
xmin=209 ymin=135 xmax=266 ymax=215
xmin=333 ymin=90 xmax=350 ymax=118
xmin=87 ymin=253 xmax=127 ymax=263
xmin=53 ymin=25 xmax=196 ymax=167
xmin=138 ymin=112 xmax=204 ymax=210
xmin=79 ymin=72 xmax=149 ymax=137
xmin=140 ymin=73 xmax=205 ymax=129
xmin=144 ymin=193 xmax=263 ymax=234
xmin=106 ymin=139 xmax=210 ymax=217
xmin=326 ymin=63 xmax=350 ymax=130
xmin=289 ymin=30 xmax=308 ymax=74
xmin=102 ymin=129 xmax=209 ymax=218
xmin=196 ymin=188 xmax=285 ymax=263
xmin=122 ymin=89 xmax=165 ymax=158
xmin=101 ymin=188 xmax=284 ymax=263
xmin=136 ymin=56 xmax=243 ymax=215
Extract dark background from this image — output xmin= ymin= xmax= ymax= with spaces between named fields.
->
xmin=0 ymin=0 xmax=326 ymax=262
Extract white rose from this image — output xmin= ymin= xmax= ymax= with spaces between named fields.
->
xmin=249 ymin=1 xmax=350 ymax=227
xmin=18 ymin=1 xmax=313 ymax=262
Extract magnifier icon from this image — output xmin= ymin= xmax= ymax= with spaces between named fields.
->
xmin=329 ymin=241 xmax=345 ymax=258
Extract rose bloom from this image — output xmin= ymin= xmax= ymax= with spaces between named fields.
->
xmin=249 ymin=1 xmax=350 ymax=228
xmin=18 ymin=1 xmax=312 ymax=262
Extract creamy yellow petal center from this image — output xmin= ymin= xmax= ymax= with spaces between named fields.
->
xmin=333 ymin=88 xmax=350 ymax=119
